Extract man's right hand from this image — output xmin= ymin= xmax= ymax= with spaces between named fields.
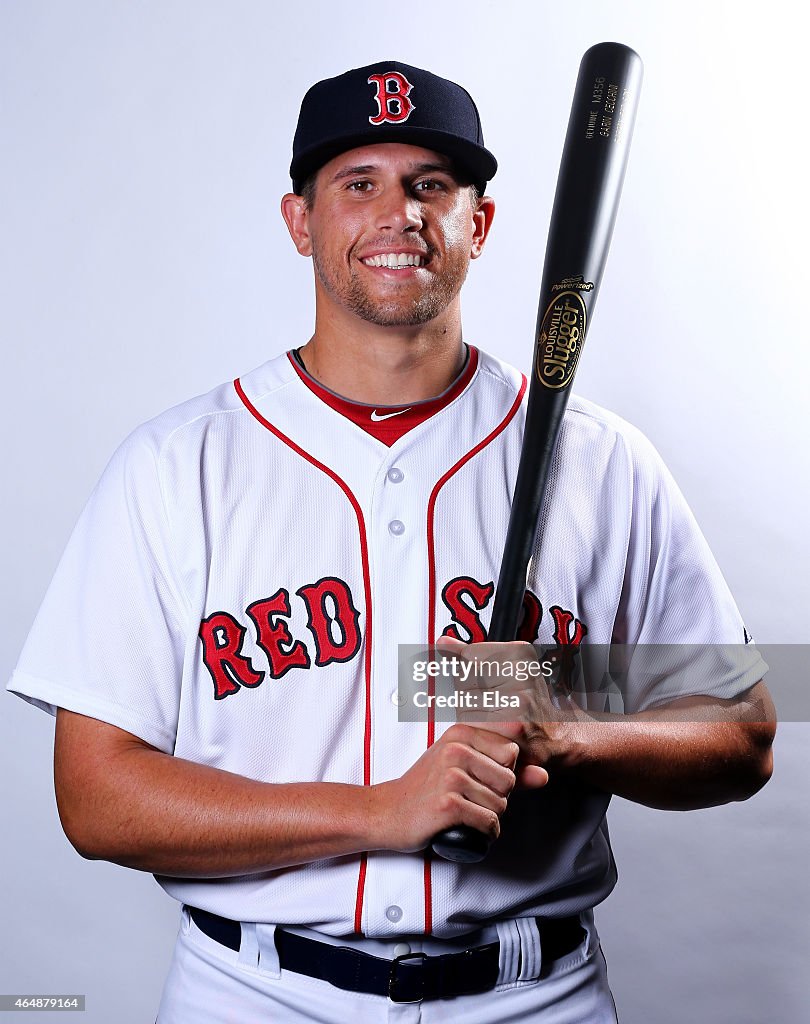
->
xmin=370 ymin=722 xmax=549 ymax=853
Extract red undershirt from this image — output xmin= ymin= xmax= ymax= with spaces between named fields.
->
xmin=288 ymin=347 xmax=479 ymax=446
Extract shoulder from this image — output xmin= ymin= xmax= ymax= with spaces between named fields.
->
xmin=564 ymin=394 xmax=659 ymax=458
xmin=475 ymin=347 xmax=664 ymax=469
xmin=82 ymin=353 xmax=298 ymax=509
xmin=473 ymin=348 xmax=526 ymax=401
xmin=562 ymin=395 xmax=684 ymax=522
xmin=112 ymin=352 xmax=296 ymax=466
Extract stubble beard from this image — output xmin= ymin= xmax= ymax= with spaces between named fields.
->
xmin=312 ymin=248 xmax=469 ymax=328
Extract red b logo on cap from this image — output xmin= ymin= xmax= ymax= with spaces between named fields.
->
xmin=367 ymin=72 xmax=415 ymax=125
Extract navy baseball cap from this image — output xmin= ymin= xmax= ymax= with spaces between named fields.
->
xmin=290 ymin=61 xmax=498 ymax=195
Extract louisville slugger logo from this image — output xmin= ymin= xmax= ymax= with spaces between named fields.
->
xmin=368 ymin=72 xmax=415 ymax=125
xmin=536 ymin=290 xmax=587 ymax=390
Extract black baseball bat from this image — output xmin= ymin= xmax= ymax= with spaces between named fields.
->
xmin=432 ymin=42 xmax=643 ymax=863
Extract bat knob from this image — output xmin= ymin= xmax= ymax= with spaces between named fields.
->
xmin=431 ymin=826 xmax=491 ymax=863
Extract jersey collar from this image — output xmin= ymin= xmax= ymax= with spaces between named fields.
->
xmin=287 ymin=346 xmax=479 ymax=446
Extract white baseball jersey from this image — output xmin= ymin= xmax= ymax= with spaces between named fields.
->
xmin=8 ymin=346 xmax=765 ymax=939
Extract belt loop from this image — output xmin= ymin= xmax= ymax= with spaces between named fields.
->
xmin=237 ymin=922 xmax=259 ymax=970
xmin=256 ymin=924 xmax=281 ymax=978
xmin=516 ymin=918 xmax=541 ymax=981
xmin=495 ymin=919 xmax=521 ymax=985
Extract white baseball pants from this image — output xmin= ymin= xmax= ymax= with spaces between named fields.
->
xmin=156 ymin=907 xmax=618 ymax=1023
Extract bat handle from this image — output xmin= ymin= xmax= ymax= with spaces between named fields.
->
xmin=429 ymin=568 xmax=523 ymax=861
xmin=430 ymin=825 xmax=491 ymax=863
xmin=429 ymin=579 xmax=521 ymax=862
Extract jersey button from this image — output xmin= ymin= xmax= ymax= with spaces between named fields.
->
xmin=387 ymin=467 xmax=404 ymax=483
xmin=385 ymin=905 xmax=403 ymax=923
xmin=388 ymin=520 xmax=405 ymax=536
xmin=393 ymin=942 xmax=411 ymax=958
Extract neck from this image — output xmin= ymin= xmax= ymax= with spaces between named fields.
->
xmin=298 ymin=301 xmax=466 ymax=405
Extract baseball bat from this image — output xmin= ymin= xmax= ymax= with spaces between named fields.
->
xmin=432 ymin=42 xmax=643 ymax=863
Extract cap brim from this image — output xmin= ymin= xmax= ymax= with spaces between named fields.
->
xmin=291 ymin=127 xmax=497 ymax=194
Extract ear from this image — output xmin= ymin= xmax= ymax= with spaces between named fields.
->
xmin=280 ymin=193 xmax=313 ymax=257
xmin=470 ymin=195 xmax=495 ymax=259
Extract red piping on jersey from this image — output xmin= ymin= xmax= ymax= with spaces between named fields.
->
xmin=422 ymin=372 xmax=528 ymax=935
xmin=234 ymin=377 xmax=372 ymax=936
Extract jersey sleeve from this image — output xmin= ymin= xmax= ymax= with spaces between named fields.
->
xmin=611 ymin=426 xmax=767 ymax=713
xmin=7 ymin=428 xmax=186 ymax=752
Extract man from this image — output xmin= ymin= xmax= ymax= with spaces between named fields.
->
xmin=8 ymin=61 xmax=775 ymax=1022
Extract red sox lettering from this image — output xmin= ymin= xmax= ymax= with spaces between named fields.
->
xmin=198 ymin=574 xmax=587 ymax=700
xmin=199 ymin=577 xmax=361 ymax=699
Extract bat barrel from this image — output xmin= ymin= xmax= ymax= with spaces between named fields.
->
xmin=542 ymin=43 xmax=643 ymax=314
xmin=490 ymin=41 xmax=642 ymax=644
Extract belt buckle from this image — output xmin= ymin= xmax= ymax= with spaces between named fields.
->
xmin=388 ymin=951 xmax=428 ymax=1003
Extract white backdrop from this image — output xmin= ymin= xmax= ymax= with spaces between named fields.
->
xmin=1 ymin=2 xmax=808 ymax=1022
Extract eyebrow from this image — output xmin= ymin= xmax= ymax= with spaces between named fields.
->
xmin=328 ymin=160 xmax=456 ymax=184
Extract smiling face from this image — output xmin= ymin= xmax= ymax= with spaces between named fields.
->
xmin=282 ymin=143 xmax=494 ymax=329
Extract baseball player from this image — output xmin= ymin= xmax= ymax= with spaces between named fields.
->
xmin=8 ymin=62 xmax=775 ymax=1023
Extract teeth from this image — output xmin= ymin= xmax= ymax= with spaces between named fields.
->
xmin=362 ymin=253 xmax=424 ymax=268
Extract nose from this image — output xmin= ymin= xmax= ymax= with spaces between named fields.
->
xmin=373 ymin=185 xmax=424 ymax=234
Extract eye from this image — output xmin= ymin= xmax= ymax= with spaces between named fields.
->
xmin=346 ymin=179 xmax=374 ymax=193
xmin=413 ymin=178 xmax=445 ymax=193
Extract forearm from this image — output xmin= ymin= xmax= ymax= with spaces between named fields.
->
xmin=442 ymin=640 xmax=776 ymax=812
xmin=554 ymin=716 xmax=775 ymax=810
xmin=55 ymin=712 xmax=388 ymax=876
xmin=544 ymin=680 xmax=776 ymax=809
xmin=54 ymin=710 xmax=532 ymax=875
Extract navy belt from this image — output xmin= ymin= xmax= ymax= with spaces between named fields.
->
xmin=187 ymin=906 xmax=584 ymax=1003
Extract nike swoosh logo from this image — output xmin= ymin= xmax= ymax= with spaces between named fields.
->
xmin=370 ymin=408 xmax=412 ymax=422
